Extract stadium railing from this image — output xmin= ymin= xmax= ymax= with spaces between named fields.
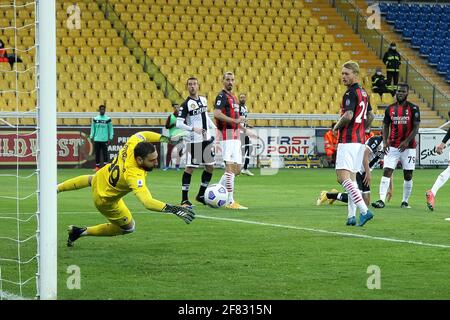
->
xmin=0 ymin=111 xmax=385 ymax=128
xmin=331 ymin=0 xmax=450 ymax=118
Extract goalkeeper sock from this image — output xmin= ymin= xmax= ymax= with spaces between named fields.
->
xmin=57 ymin=175 xmax=91 ymax=193
xmin=181 ymin=171 xmax=192 ymax=202
xmin=86 ymin=223 xmax=124 ymax=236
xmin=198 ymin=170 xmax=213 ymax=197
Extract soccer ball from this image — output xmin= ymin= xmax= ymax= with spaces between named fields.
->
xmin=204 ymin=184 xmax=228 ymax=208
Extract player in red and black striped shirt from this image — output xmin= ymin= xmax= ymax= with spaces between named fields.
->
xmin=213 ymin=72 xmax=253 ymax=210
xmin=372 ymin=83 xmax=420 ymax=209
xmin=333 ymin=61 xmax=375 ymax=226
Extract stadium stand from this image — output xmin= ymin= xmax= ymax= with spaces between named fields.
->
xmin=1 ymin=0 xmax=445 ymax=128
xmin=380 ymin=2 xmax=450 ymax=82
xmin=104 ymin=0 xmax=397 ymax=127
xmin=0 ymin=0 xmax=172 ymax=126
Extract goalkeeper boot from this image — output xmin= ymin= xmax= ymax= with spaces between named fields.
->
xmin=67 ymin=225 xmax=86 ymax=247
xmin=226 ymin=201 xmax=248 ymax=210
xmin=316 ymin=190 xmax=328 ymax=206
xmin=346 ymin=216 xmax=356 ymax=226
xmin=425 ymin=190 xmax=435 ymax=211
xmin=358 ymin=210 xmax=374 ymax=227
xmin=181 ymin=200 xmax=193 ymax=210
xmin=328 ymin=188 xmax=339 ymax=205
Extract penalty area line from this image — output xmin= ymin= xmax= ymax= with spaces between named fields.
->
xmin=197 ymin=215 xmax=450 ymax=249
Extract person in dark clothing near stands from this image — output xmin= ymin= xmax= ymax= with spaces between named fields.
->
xmin=371 ymin=67 xmax=392 ymax=98
xmin=383 ymin=43 xmax=401 ymax=95
xmin=90 ymin=105 xmax=114 ymax=171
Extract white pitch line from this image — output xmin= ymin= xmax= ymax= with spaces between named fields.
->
xmin=1 ymin=211 xmax=450 ymax=249
xmin=197 ymin=215 xmax=450 ymax=249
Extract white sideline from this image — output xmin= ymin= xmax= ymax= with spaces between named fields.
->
xmin=1 ymin=211 xmax=450 ymax=249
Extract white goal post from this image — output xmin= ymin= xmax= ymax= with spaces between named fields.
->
xmin=37 ymin=0 xmax=57 ymax=300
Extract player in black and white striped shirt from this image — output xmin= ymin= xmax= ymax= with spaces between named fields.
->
xmin=238 ymin=93 xmax=254 ymax=176
xmin=176 ymin=77 xmax=216 ymax=207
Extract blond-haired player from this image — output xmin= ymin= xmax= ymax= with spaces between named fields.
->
xmin=57 ymin=131 xmax=195 ymax=247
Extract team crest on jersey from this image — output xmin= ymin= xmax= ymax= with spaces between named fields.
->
xmin=137 ymin=179 xmax=143 ymax=188
xmin=216 ymin=100 xmax=221 ymax=106
xmin=188 ymin=100 xmax=200 ymax=109
xmin=361 ymin=91 xmax=367 ymax=97
xmin=345 ymin=98 xmax=350 ymax=106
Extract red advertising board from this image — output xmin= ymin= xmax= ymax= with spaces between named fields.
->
xmin=0 ymin=127 xmax=162 ymax=168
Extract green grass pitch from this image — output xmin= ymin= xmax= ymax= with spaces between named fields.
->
xmin=1 ymin=167 xmax=450 ymax=299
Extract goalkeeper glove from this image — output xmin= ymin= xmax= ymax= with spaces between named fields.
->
xmin=163 ymin=204 xmax=196 ymax=224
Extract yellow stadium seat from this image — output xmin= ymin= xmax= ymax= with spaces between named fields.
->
xmin=311 ymin=33 xmax=322 ymax=43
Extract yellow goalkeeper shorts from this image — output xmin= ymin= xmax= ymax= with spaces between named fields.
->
xmin=91 ymin=177 xmax=133 ymax=227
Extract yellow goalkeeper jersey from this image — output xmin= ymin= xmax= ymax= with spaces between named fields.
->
xmin=94 ymin=131 xmax=166 ymax=211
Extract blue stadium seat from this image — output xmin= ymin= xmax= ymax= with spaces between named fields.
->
xmin=414 ymin=29 xmax=425 ymax=38
xmin=399 ymin=5 xmax=409 ymax=15
xmin=428 ymin=52 xmax=440 ymax=66
xmin=422 ymin=37 xmax=433 ymax=48
xmin=419 ymin=44 xmax=431 ymax=56
xmin=443 ymin=44 xmax=450 ymax=53
xmin=427 ymin=19 xmax=439 ymax=30
xmin=407 ymin=13 xmax=419 ymax=23
xmin=437 ymin=61 xmax=449 ymax=74
xmin=416 ymin=20 xmax=427 ymax=30
xmin=394 ymin=20 xmax=405 ymax=32
xmin=438 ymin=21 xmax=449 ymax=30
xmin=446 ymin=70 xmax=450 ymax=82
xmin=441 ymin=13 xmax=450 ymax=23
xmin=386 ymin=10 xmax=396 ymax=23
xmin=443 ymin=5 xmax=450 ymax=16
xmin=379 ymin=3 xmax=388 ymax=15
xmin=402 ymin=27 xmax=413 ymax=40
xmin=421 ymin=5 xmax=432 ymax=15
xmin=411 ymin=34 xmax=423 ymax=48
xmin=431 ymin=5 xmax=442 ymax=15
xmin=410 ymin=4 xmax=420 ymax=14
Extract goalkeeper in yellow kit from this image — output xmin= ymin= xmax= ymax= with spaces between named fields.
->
xmin=57 ymin=131 xmax=196 ymax=247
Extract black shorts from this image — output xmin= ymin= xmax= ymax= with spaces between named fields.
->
xmin=185 ymin=140 xmax=215 ymax=167
xmin=356 ymin=172 xmax=370 ymax=193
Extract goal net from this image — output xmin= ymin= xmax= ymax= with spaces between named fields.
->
xmin=0 ymin=0 xmax=56 ymax=300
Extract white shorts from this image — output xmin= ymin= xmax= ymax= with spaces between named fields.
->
xmin=221 ymin=139 xmax=242 ymax=164
xmin=335 ymin=143 xmax=365 ymax=173
xmin=383 ymin=147 xmax=416 ymax=170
